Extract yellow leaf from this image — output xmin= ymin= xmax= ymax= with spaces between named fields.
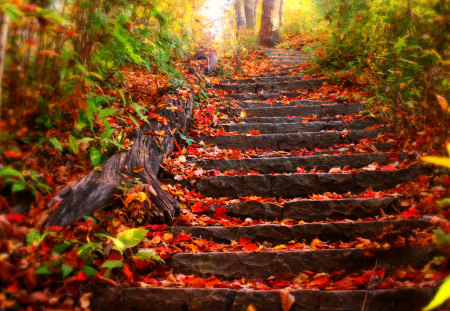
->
xmin=272 ymin=244 xmax=287 ymax=250
xmin=435 ymin=94 xmax=449 ymax=112
xmin=422 ymin=156 xmax=450 ymax=169
xmin=163 ymin=233 xmax=173 ymax=240
xmin=246 ymin=304 xmax=257 ymax=311
xmin=124 ymin=193 xmax=139 ymax=204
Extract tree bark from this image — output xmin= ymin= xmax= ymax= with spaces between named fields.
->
xmin=234 ymin=0 xmax=247 ymax=35
xmin=279 ymin=0 xmax=284 ymax=28
xmin=244 ymin=0 xmax=260 ymax=29
xmin=47 ymin=94 xmax=194 ymax=227
xmin=0 ymin=12 xmax=9 ymax=117
xmin=257 ymin=0 xmax=282 ymax=47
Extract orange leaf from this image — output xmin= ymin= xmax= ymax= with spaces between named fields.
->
xmin=39 ymin=50 xmax=59 ymax=57
xmin=280 ymin=288 xmax=295 ymax=311
xmin=132 ymin=165 xmax=144 ymax=173
xmin=3 ymin=150 xmax=22 ymax=158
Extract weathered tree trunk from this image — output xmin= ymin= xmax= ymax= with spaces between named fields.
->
xmin=47 ymin=94 xmax=194 ymax=226
xmin=193 ymin=47 xmax=218 ymax=76
xmin=235 ymin=0 xmax=247 ymax=35
xmin=0 ymin=12 xmax=9 ymax=116
xmin=257 ymin=0 xmax=282 ymax=47
xmin=244 ymin=0 xmax=260 ymax=29
xmin=279 ymin=0 xmax=284 ymax=28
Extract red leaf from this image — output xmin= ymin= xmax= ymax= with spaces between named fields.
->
xmin=401 ymin=206 xmax=420 ymax=219
xmin=6 ymin=214 xmax=27 ymax=223
xmin=212 ymin=206 xmax=228 ymax=219
xmin=72 ymin=271 xmax=88 ymax=282
xmin=123 ymin=263 xmax=133 ymax=282
xmin=191 ymin=201 xmax=207 ymax=213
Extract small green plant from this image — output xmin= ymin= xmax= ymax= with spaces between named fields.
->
xmin=421 ymin=145 xmax=450 ymax=310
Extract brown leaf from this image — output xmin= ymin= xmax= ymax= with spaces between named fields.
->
xmin=280 ymin=288 xmax=295 ymax=311
xmin=79 ymin=292 xmax=92 ymax=309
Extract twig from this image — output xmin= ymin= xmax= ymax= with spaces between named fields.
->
xmin=362 ymin=259 xmax=378 ymax=311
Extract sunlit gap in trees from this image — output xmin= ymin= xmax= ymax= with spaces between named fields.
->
xmin=200 ymin=0 xmax=233 ymax=41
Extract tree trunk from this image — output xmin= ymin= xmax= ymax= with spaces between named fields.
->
xmin=279 ymin=0 xmax=284 ymax=28
xmin=244 ymin=0 xmax=260 ymax=29
xmin=235 ymin=0 xmax=247 ymax=35
xmin=0 ymin=12 xmax=9 ymax=117
xmin=47 ymin=94 xmax=194 ymax=227
xmin=257 ymin=0 xmax=282 ymax=47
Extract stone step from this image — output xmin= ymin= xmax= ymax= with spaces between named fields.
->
xmin=202 ymin=129 xmax=383 ymax=151
xmin=223 ymin=119 xmax=378 ymax=134
xmin=193 ymin=166 xmax=429 ymax=198
xmin=225 ymin=103 xmax=365 ymax=118
xmin=171 ymin=246 xmax=436 ymax=279
xmin=216 ymin=80 xmax=323 ymax=93
xmin=201 ymin=197 xmax=398 ymax=221
xmin=223 ymin=116 xmax=343 ymax=124
xmin=270 ymin=60 xmax=308 ymax=66
xmin=227 ymin=92 xmax=304 ymax=101
xmin=264 ymin=48 xmax=306 ymax=55
xmin=219 ymin=76 xmax=304 ymax=84
xmin=231 ymin=99 xmax=335 ymax=109
xmin=195 ymin=153 xmax=403 ymax=174
xmin=88 ymin=286 xmax=436 ymax=311
xmin=172 ymin=218 xmax=429 ymax=244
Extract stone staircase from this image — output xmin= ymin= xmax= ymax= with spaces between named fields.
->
xmin=91 ymin=49 xmax=437 ymax=310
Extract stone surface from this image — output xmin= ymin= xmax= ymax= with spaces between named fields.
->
xmin=228 ymin=103 xmax=365 ymax=118
xmin=215 ymin=80 xmax=323 ymax=93
xmin=86 ymin=286 xmax=435 ymax=311
xmin=199 ymin=197 xmax=397 ymax=221
xmin=195 ymin=153 xmax=400 ymax=174
xmin=202 ymin=129 xmax=382 ymax=151
xmin=193 ymin=166 xmax=429 ymax=198
xmin=172 ymin=218 xmax=429 ymax=244
xmin=282 ymin=197 xmax=397 ymax=221
xmin=171 ymin=247 xmax=436 ymax=279
xmin=223 ymin=119 xmax=378 ymax=134
xmin=234 ymin=99 xmax=334 ymax=109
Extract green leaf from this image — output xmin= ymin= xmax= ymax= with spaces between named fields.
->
xmin=69 ymin=135 xmax=79 ymax=154
xmin=35 ymin=261 xmax=59 ymax=275
xmin=0 ymin=168 xmax=25 ymax=182
xmin=98 ymin=108 xmax=116 ymax=119
xmin=437 ymin=198 xmax=450 ymax=207
xmin=116 ymin=228 xmax=149 ymax=249
xmin=27 ymin=230 xmax=41 ymax=246
xmin=423 ymin=276 xmax=450 ymax=310
xmin=95 ymin=233 xmax=126 ymax=253
xmin=82 ymin=265 xmax=98 ymax=277
xmin=35 ymin=264 xmax=53 ymax=275
xmin=100 ymin=129 xmax=115 ymax=140
xmin=101 ymin=260 xmax=124 ymax=269
xmin=61 ymin=264 xmax=74 ymax=279
xmin=178 ymin=133 xmax=195 ymax=146
xmin=90 ymin=146 xmax=102 ymax=166
xmin=135 ymin=249 xmax=165 ymax=263
xmin=12 ymin=183 xmax=26 ymax=193
xmin=54 ymin=242 xmax=70 ymax=255
xmin=77 ymin=242 xmax=102 ymax=258
xmin=127 ymin=113 xmax=140 ymax=128
xmin=49 ymin=137 xmax=63 ymax=151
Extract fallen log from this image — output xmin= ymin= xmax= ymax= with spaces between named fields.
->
xmin=47 ymin=92 xmax=194 ymax=226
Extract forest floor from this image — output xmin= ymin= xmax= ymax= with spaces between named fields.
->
xmin=1 ymin=45 xmax=449 ymax=310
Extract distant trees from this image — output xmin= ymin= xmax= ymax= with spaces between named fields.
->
xmin=258 ymin=0 xmax=282 ymax=47
xmin=234 ymin=0 xmax=283 ymax=47
xmin=244 ymin=0 xmax=261 ymax=29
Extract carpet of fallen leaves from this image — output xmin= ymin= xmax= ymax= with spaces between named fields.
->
xmin=0 ymin=49 xmax=449 ymax=309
